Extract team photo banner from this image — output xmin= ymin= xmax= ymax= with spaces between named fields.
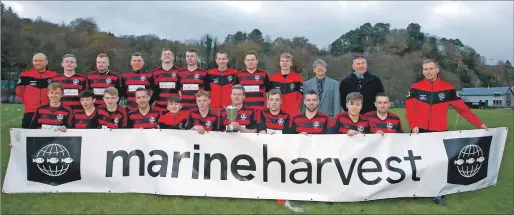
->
xmin=2 ymin=128 xmax=508 ymax=202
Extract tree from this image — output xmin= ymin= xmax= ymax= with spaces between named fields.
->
xmin=406 ymin=23 xmax=424 ymax=52
xmin=248 ymin=29 xmax=264 ymax=43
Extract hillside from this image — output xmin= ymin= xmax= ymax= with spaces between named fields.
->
xmin=1 ymin=3 xmax=513 ymax=101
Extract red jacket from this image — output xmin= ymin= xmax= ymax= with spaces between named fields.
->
xmin=406 ymin=77 xmax=483 ymax=132
xmin=207 ymin=68 xmax=239 ymax=112
xmin=16 ymin=68 xmax=58 ymax=113
xmin=269 ymin=71 xmax=303 ymax=117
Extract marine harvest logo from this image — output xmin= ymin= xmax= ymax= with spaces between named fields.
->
xmin=26 ymin=136 xmax=82 ymax=186
xmin=443 ymin=136 xmax=492 ymax=185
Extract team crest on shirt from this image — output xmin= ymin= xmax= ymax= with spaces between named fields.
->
xmin=438 ymin=93 xmax=446 ymax=101
xmin=171 ymin=72 xmax=177 ymax=78
xmin=213 ymin=78 xmax=219 ymax=84
xmin=406 ymin=90 xmax=410 ymax=98
xmin=205 ymin=121 xmax=212 ymax=127
xmin=278 ymin=118 xmax=284 ymax=125
xmin=290 ymin=83 xmax=295 ymax=90
xmin=106 ymin=78 xmax=112 ymax=84
xmin=149 ymin=117 xmax=155 ymax=123
xmin=313 ymin=121 xmax=320 ymax=128
xmin=194 ymin=74 xmax=200 ymax=80
xmin=387 ymin=122 xmax=393 ymax=130
xmin=73 ymin=79 xmax=79 ymax=85
xmin=357 ymin=125 xmax=364 ymax=132
xmin=419 ymin=94 xmax=427 ymax=101
xmin=57 ymin=114 xmax=64 ymax=121
xmin=241 ymin=114 xmax=247 ymax=120
xmin=228 ymin=75 xmax=233 ymax=82
xmin=140 ymin=76 xmax=146 ymax=81
xmin=255 ymin=75 xmax=260 ymax=80
xmin=47 ymin=79 xmax=52 ymax=84
xmin=113 ymin=118 xmax=119 ymax=124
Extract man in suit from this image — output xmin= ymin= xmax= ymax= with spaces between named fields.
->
xmin=301 ymin=59 xmax=341 ymax=119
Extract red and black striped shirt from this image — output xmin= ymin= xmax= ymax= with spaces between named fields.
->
xmin=331 ymin=112 xmax=371 ymax=134
xmin=220 ymin=106 xmax=257 ymax=131
xmin=128 ymin=108 xmax=161 ymax=129
xmin=257 ymin=109 xmax=291 ymax=133
xmin=237 ymin=69 xmax=271 ymax=112
xmin=51 ymin=73 xmax=88 ymax=113
xmin=121 ymin=70 xmax=155 ymax=110
xmin=178 ymin=68 xmax=209 ymax=111
xmin=87 ymin=70 xmax=122 ymax=107
xmin=364 ymin=111 xmax=404 ymax=133
xmin=152 ymin=65 xmax=181 ymax=112
xmin=29 ymin=104 xmax=74 ymax=129
xmin=72 ymin=109 xmax=99 ymax=129
xmin=158 ymin=111 xmax=189 ymax=129
xmin=290 ymin=111 xmax=330 ymax=134
xmin=97 ymin=106 xmax=128 ymax=129
xmin=185 ymin=109 xmax=221 ymax=131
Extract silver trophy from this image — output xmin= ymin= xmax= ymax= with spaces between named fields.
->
xmin=225 ymin=105 xmax=238 ymax=132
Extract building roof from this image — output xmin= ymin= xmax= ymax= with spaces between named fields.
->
xmin=459 ymin=87 xmax=511 ymax=96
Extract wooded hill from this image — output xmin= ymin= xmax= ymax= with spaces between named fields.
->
xmin=1 ymin=3 xmax=512 ymax=101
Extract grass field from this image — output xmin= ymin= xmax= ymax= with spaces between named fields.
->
xmin=1 ymin=103 xmax=513 ymax=214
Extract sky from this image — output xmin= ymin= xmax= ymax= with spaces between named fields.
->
xmin=3 ymin=1 xmax=513 ymax=63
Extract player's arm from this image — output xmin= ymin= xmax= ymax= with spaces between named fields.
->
xmin=448 ymin=89 xmax=485 ymax=128
xmin=15 ymin=75 xmax=27 ymax=103
xmin=66 ymin=112 xmax=75 ymax=129
xmin=185 ymin=112 xmax=195 ymax=130
xmin=264 ymin=74 xmax=272 ymax=92
xmin=212 ymin=116 xmax=221 ymax=132
xmin=396 ymin=117 xmax=405 ymax=133
xmin=119 ymin=76 xmax=127 ymax=99
xmin=83 ymin=76 xmax=89 ymax=90
xmin=127 ymin=115 xmax=134 ymax=128
xmin=29 ymin=108 xmax=41 ymax=129
xmin=285 ymin=117 xmax=298 ymax=134
xmin=322 ymin=116 xmax=330 ymax=134
xmin=149 ymin=76 xmax=158 ymax=105
xmin=257 ymin=111 xmax=267 ymax=134
xmin=405 ymin=86 xmax=418 ymax=129
xmin=203 ymin=74 xmax=211 ymax=92
xmin=330 ymin=114 xmax=341 ymax=134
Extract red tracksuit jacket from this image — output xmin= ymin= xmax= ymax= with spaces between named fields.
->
xmin=207 ymin=68 xmax=239 ymax=112
xmin=406 ymin=77 xmax=483 ymax=132
xmin=16 ymin=68 xmax=58 ymax=113
xmin=269 ymin=71 xmax=303 ymax=117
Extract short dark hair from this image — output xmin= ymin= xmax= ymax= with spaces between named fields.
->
xmin=346 ymin=92 xmax=363 ymax=104
xmin=167 ymin=96 xmax=181 ymax=104
xmin=352 ymin=54 xmax=366 ymax=61
xmin=135 ymin=87 xmax=149 ymax=95
xmin=375 ymin=92 xmax=389 ymax=100
xmin=245 ymin=50 xmax=258 ymax=60
xmin=305 ymin=90 xmax=318 ymax=97
xmin=79 ymin=90 xmax=95 ymax=99
xmin=162 ymin=48 xmax=174 ymax=55
xmin=132 ymin=52 xmax=144 ymax=60
xmin=216 ymin=51 xmax=228 ymax=58
xmin=186 ymin=48 xmax=198 ymax=54
xmin=423 ymin=59 xmax=439 ymax=68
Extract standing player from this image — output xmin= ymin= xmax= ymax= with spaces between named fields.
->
xmin=364 ymin=93 xmax=404 ymax=135
xmin=87 ymin=53 xmax=122 ymax=107
xmin=270 ymin=53 xmax=303 ymax=117
xmin=127 ymin=88 xmax=161 ymax=129
xmin=185 ymin=90 xmax=221 ymax=134
xmin=152 ymin=48 xmax=181 ymax=113
xmin=288 ymin=90 xmax=330 ymax=134
xmin=72 ymin=90 xmax=99 ymax=129
xmin=207 ymin=51 xmax=239 ymax=113
xmin=121 ymin=52 xmax=156 ymax=111
xmin=237 ymin=51 xmax=272 ymax=113
xmin=406 ymin=59 xmax=487 ymax=206
xmin=177 ymin=49 xmax=209 ymax=111
xmin=29 ymin=82 xmax=73 ymax=130
xmin=51 ymin=54 xmax=88 ymax=113
xmin=257 ymin=89 xmax=291 ymax=134
xmin=16 ymin=53 xmax=58 ymax=128
xmin=97 ymin=87 xmax=128 ymax=129
xmin=220 ymin=85 xmax=258 ymax=133
xmin=158 ymin=96 xmax=189 ymax=129
xmin=331 ymin=92 xmax=370 ymax=136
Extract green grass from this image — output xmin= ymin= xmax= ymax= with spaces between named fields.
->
xmin=1 ymin=104 xmax=513 ymax=214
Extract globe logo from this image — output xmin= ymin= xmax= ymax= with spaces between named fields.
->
xmin=32 ymin=143 xmax=74 ymax=177
xmin=454 ymin=144 xmax=486 ymax=178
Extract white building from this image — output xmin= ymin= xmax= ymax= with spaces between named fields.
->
xmin=458 ymin=87 xmax=514 ymax=109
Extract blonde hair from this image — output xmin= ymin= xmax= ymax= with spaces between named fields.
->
xmin=280 ymin=53 xmax=293 ymax=61
xmin=196 ymin=90 xmax=210 ymax=98
xmin=104 ymin=87 xmax=119 ymax=97
xmin=48 ymin=82 xmax=63 ymax=92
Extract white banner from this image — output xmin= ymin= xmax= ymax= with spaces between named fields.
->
xmin=2 ymin=127 xmax=508 ymax=202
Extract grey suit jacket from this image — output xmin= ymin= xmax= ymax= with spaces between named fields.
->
xmin=301 ymin=77 xmax=341 ymax=119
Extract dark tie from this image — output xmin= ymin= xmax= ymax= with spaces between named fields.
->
xmin=317 ymin=79 xmax=323 ymax=101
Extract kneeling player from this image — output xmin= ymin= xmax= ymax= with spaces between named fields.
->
xmin=332 ymin=92 xmax=370 ymax=136
xmin=97 ymin=87 xmax=128 ymax=129
xmin=364 ymin=93 xmax=403 ymax=135
xmin=185 ymin=90 xmax=220 ymax=134
xmin=72 ymin=90 xmax=99 ymax=129
xmin=220 ymin=84 xmax=257 ymax=133
xmin=258 ymin=89 xmax=290 ymax=134
xmin=128 ymin=88 xmax=161 ymax=129
xmin=288 ymin=90 xmax=330 ymax=134
xmin=158 ymin=96 xmax=189 ymax=129
xmin=29 ymin=82 xmax=73 ymax=131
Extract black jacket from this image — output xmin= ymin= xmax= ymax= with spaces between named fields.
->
xmin=339 ymin=71 xmax=385 ymax=114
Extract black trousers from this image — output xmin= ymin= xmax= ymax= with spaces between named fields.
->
xmin=21 ymin=112 xmax=35 ymax=128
